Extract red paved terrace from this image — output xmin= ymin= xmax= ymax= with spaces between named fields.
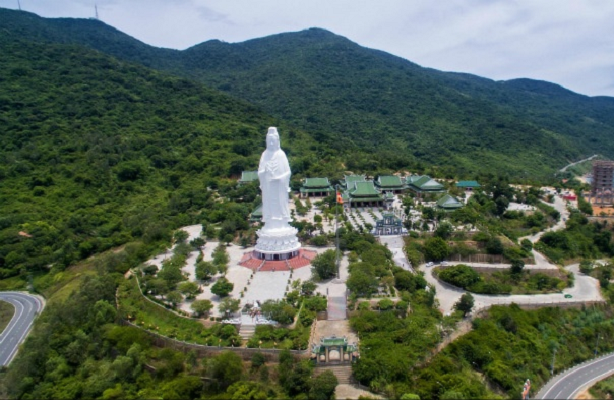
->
xmin=238 ymin=249 xmax=317 ymax=272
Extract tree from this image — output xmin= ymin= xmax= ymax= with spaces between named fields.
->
xmin=251 ymin=352 xmax=266 ymax=369
xmin=219 ymin=297 xmax=241 ymax=315
xmin=486 ymin=237 xmax=504 ymax=255
xmin=213 ymin=244 xmax=230 ymax=274
xmin=210 ymin=351 xmax=243 ymax=390
xmin=190 ymin=299 xmax=213 ymax=317
xmin=141 ymin=264 xmax=158 ymax=275
xmin=434 ymin=221 xmax=454 ymax=239
xmin=190 ymin=237 xmax=205 ymax=249
xmin=311 ymin=249 xmax=337 ymax=281
xmin=347 ymin=270 xmax=378 ymax=297
xmin=520 ymin=239 xmax=533 ymax=252
xmin=494 ymin=195 xmax=510 ymax=216
xmin=423 ymin=237 xmax=449 ymax=262
xmin=261 ymin=300 xmax=296 ymax=325
xmin=225 ymin=381 xmax=268 ymax=399
xmin=173 ymin=230 xmax=189 ymax=244
xmin=211 ymin=277 xmax=234 ymax=298
xmin=166 ymin=291 xmax=183 ymax=307
xmin=309 ymin=370 xmax=338 ymax=400
xmin=579 ymin=260 xmax=594 ymax=274
xmin=301 ymin=281 xmax=317 ymax=296
xmin=195 ymin=260 xmax=217 ymax=281
xmin=455 ymin=293 xmax=475 ymax=316
xmin=510 ymin=259 xmax=525 ymax=275
xmin=223 ymin=234 xmax=234 ymax=246
xmin=177 ymin=281 xmax=200 ymax=299
xmin=311 ymin=235 xmax=328 ymax=246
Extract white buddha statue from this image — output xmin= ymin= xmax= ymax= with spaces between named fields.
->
xmin=254 ymin=127 xmax=300 ymax=260
xmin=258 ymin=127 xmax=291 ymax=229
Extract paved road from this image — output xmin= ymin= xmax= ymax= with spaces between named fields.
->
xmin=537 ymin=352 xmax=614 ymax=399
xmin=0 ymin=292 xmax=45 ymax=366
xmin=558 ymin=154 xmax=598 ymax=173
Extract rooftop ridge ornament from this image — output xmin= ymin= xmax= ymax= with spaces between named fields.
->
xmin=253 ymin=127 xmax=301 ymax=261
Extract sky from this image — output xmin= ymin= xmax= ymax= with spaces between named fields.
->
xmin=3 ymin=0 xmax=614 ymax=97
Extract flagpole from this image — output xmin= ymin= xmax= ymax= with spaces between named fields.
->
xmin=335 ymin=185 xmax=340 ymax=279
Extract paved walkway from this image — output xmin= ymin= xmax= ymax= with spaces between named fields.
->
xmin=379 ymin=235 xmax=415 ymax=272
xmin=335 ymin=384 xmax=383 ymax=399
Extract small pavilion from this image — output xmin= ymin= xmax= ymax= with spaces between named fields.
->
xmin=345 ymin=181 xmax=384 ymax=208
xmin=299 ymin=177 xmax=335 ymax=198
xmin=375 ymin=175 xmax=406 ymax=193
xmin=436 ymin=194 xmax=464 ymax=212
xmin=456 ymin=180 xmax=481 ymax=191
xmin=249 ymin=204 xmax=263 ymax=222
xmin=406 ymin=175 xmax=445 ymax=194
xmin=239 ymin=170 xmax=259 ymax=185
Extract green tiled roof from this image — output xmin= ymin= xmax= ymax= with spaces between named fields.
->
xmin=303 ymin=177 xmax=331 ymax=188
xmin=376 ymin=175 xmax=404 ymax=188
xmin=343 ymin=174 xmax=366 ymax=189
xmin=456 ymin=180 xmax=481 ymax=188
xmin=436 ymin=194 xmax=463 ymax=210
xmin=239 ymin=170 xmax=258 ymax=183
xmin=407 ymin=175 xmax=444 ymax=191
xmin=250 ymin=204 xmax=263 ymax=220
xmin=350 ymin=181 xmax=381 ymax=196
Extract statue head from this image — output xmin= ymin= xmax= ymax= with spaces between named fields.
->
xmin=266 ymin=127 xmax=280 ymax=151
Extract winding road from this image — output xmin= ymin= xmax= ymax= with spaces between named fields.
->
xmin=537 ymin=352 xmax=614 ymax=399
xmin=0 ymin=292 xmax=45 ymax=366
xmin=381 ymin=191 xmax=610 ymax=396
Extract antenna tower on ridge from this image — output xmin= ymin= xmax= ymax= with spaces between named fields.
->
xmin=17 ymin=0 xmax=21 ymax=11
xmin=95 ymin=5 xmax=99 ymax=20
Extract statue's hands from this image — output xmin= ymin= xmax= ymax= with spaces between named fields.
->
xmin=266 ymin=161 xmax=279 ymax=175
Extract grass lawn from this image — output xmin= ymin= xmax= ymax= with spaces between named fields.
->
xmin=0 ymin=300 xmax=15 ymax=334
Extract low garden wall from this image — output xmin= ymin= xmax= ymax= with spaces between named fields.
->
xmin=119 ymin=319 xmax=310 ymax=361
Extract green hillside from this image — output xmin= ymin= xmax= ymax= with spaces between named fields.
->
xmin=3 ymin=8 xmax=614 ymax=178
xmin=0 ymin=36 xmax=324 ymax=280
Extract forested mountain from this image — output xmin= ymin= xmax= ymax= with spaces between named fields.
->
xmin=3 ymin=7 xmax=614 ymax=178
xmin=0 ymin=35 xmax=327 ymax=280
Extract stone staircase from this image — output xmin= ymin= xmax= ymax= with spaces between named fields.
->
xmin=239 ymin=324 xmax=255 ymax=340
xmin=327 ymin=296 xmax=347 ymax=320
xmin=314 ymin=364 xmax=353 ymax=384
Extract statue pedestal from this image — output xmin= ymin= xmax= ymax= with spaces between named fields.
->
xmin=254 ymin=226 xmax=301 ymax=260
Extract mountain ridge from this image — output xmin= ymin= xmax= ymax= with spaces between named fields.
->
xmin=2 ymin=7 xmax=614 ymax=178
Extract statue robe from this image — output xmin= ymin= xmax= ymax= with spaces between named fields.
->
xmin=258 ymin=148 xmax=291 ymax=227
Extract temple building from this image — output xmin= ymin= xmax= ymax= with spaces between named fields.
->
xmin=456 ymin=180 xmax=481 ymax=191
xmin=299 ymin=177 xmax=335 ymax=198
xmin=238 ymin=170 xmax=259 ymax=185
xmin=342 ymin=174 xmax=367 ymax=190
xmin=375 ymin=175 xmax=406 ymax=193
xmin=436 ymin=194 xmax=464 ymax=211
xmin=344 ymin=181 xmax=384 ymax=207
xmin=372 ymin=213 xmax=407 ymax=236
xmin=406 ymin=175 xmax=445 ymax=193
